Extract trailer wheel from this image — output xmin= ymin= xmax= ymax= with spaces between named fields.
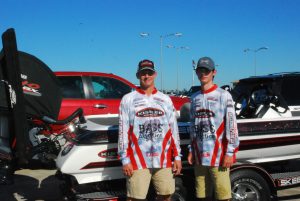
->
xmin=231 ymin=170 xmax=271 ymax=201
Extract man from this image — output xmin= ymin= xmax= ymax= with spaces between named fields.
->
xmin=118 ymin=59 xmax=182 ymax=201
xmin=187 ymin=57 xmax=239 ymax=201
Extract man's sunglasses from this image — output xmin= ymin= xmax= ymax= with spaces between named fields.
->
xmin=139 ymin=70 xmax=155 ymax=76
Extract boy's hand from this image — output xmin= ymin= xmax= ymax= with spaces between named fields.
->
xmin=173 ymin=160 xmax=182 ymax=175
xmin=187 ymin=152 xmax=194 ymax=165
xmin=222 ymin=155 xmax=234 ymax=168
xmin=122 ymin=163 xmax=133 ymax=176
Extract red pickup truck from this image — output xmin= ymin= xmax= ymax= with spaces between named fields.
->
xmin=55 ymin=71 xmax=189 ymax=125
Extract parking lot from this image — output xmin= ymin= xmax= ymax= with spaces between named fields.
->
xmin=0 ymin=168 xmax=300 ymax=201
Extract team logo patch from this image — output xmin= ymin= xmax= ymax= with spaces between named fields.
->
xmin=136 ymin=108 xmax=164 ymax=117
xmin=195 ymin=109 xmax=215 ymax=118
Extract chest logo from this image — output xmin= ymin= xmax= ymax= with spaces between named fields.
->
xmin=136 ymin=108 xmax=164 ymax=117
xmin=195 ymin=109 xmax=215 ymax=118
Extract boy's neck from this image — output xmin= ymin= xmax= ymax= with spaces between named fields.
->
xmin=141 ymin=85 xmax=155 ymax=96
xmin=201 ymin=81 xmax=214 ymax=92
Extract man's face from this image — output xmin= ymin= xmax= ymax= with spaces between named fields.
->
xmin=196 ymin=67 xmax=216 ymax=84
xmin=138 ymin=69 xmax=156 ymax=88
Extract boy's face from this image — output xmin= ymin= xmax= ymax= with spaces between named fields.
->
xmin=196 ymin=67 xmax=216 ymax=84
xmin=138 ymin=70 xmax=157 ymax=88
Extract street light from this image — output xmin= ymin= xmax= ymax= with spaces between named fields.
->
xmin=166 ymin=45 xmax=189 ymax=94
xmin=244 ymin=46 xmax=269 ymax=75
xmin=160 ymin=33 xmax=183 ymax=91
xmin=139 ymin=32 xmax=183 ymax=91
xmin=140 ymin=32 xmax=149 ymax=37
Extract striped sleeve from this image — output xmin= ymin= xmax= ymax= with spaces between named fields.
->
xmin=118 ymin=95 xmax=131 ymax=165
xmin=224 ymin=91 xmax=239 ymax=156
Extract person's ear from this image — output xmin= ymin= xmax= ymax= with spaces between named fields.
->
xmin=136 ymin=72 xmax=140 ymax=79
xmin=212 ymin=69 xmax=217 ymax=76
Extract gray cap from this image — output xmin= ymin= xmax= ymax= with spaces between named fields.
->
xmin=196 ymin=57 xmax=215 ymax=71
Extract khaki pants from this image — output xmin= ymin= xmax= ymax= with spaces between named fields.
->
xmin=126 ymin=168 xmax=175 ymax=199
xmin=194 ymin=165 xmax=231 ymax=200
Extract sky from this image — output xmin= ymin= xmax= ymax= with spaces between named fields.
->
xmin=1 ymin=0 xmax=300 ymax=91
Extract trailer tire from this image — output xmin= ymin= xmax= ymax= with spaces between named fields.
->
xmin=231 ymin=169 xmax=271 ymax=201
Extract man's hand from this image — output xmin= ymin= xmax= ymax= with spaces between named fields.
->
xmin=173 ymin=160 xmax=182 ymax=176
xmin=122 ymin=163 xmax=133 ymax=177
xmin=222 ymin=155 xmax=234 ymax=168
xmin=187 ymin=152 xmax=194 ymax=165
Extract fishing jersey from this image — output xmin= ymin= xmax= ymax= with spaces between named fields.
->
xmin=190 ymin=84 xmax=239 ymax=167
xmin=118 ymin=88 xmax=181 ymax=170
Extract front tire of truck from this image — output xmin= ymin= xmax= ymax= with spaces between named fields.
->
xmin=231 ymin=170 xmax=271 ymax=201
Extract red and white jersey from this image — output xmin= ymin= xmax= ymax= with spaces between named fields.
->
xmin=118 ymin=88 xmax=181 ymax=170
xmin=190 ymin=84 xmax=239 ymax=167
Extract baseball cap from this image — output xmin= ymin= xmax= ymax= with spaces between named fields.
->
xmin=137 ymin=59 xmax=155 ymax=73
xmin=196 ymin=57 xmax=215 ymax=71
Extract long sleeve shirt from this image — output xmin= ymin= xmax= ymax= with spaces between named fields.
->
xmin=118 ymin=88 xmax=181 ymax=170
xmin=190 ymin=84 xmax=239 ymax=167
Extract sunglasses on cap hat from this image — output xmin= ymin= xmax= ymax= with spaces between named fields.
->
xmin=196 ymin=67 xmax=213 ymax=75
xmin=138 ymin=69 xmax=155 ymax=76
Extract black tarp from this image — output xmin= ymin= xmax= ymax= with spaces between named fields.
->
xmin=18 ymin=51 xmax=62 ymax=120
xmin=0 ymin=51 xmax=62 ymax=120
xmin=0 ymin=52 xmax=9 ymax=109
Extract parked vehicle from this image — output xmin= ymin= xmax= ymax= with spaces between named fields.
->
xmin=55 ymin=72 xmax=189 ymax=126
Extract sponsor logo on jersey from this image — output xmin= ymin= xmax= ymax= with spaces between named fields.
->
xmin=228 ymin=112 xmax=237 ymax=143
xmin=136 ymin=108 xmax=164 ymax=117
xmin=202 ymin=152 xmax=210 ymax=157
xmin=207 ymin=97 xmax=218 ymax=102
xmin=138 ymin=120 xmax=163 ymax=141
xmin=195 ymin=109 xmax=215 ymax=118
xmin=194 ymin=122 xmax=216 ymax=140
xmin=146 ymin=146 xmax=160 ymax=157
xmin=153 ymin=97 xmax=165 ymax=103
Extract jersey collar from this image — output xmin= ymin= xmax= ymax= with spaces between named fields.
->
xmin=201 ymin=84 xmax=218 ymax=94
xmin=136 ymin=87 xmax=158 ymax=95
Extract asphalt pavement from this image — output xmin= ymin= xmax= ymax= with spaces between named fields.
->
xmin=0 ymin=168 xmax=300 ymax=201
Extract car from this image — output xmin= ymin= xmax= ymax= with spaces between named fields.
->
xmin=55 ymin=71 xmax=189 ymax=125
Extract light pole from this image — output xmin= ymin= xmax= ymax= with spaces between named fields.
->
xmin=139 ymin=32 xmax=183 ymax=91
xmin=166 ymin=45 xmax=189 ymax=94
xmin=244 ymin=47 xmax=268 ymax=75
xmin=192 ymin=60 xmax=196 ymax=86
